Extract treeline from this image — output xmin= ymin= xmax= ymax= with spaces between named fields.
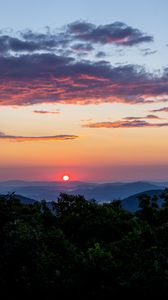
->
xmin=0 ymin=190 xmax=168 ymax=297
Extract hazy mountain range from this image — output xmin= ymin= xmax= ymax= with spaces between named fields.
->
xmin=0 ymin=180 xmax=167 ymax=201
xmin=0 ymin=180 xmax=167 ymax=211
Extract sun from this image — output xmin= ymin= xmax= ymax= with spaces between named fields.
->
xmin=62 ymin=175 xmax=70 ymax=181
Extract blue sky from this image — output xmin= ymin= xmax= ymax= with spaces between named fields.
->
xmin=1 ymin=0 xmax=167 ymax=69
xmin=1 ymin=0 xmax=168 ymax=33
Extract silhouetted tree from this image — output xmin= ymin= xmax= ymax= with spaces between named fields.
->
xmin=0 ymin=192 xmax=168 ymax=297
xmin=161 ymin=188 xmax=168 ymax=208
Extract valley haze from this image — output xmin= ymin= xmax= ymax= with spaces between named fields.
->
xmin=0 ymin=180 xmax=167 ymax=202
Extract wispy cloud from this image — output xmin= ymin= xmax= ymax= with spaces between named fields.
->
xmin=0 ymin=132 xmax=78 ymax=141
xmin=83 ymin=119 xmax=168 ymax=128
xmin=71 ymin=43 xmax=94 ymax=52
xmin=141 ymin=48 xmax=157 ymax=56
xmin=123 ymin=114 xmax=160 ymax=120
xmin=150 ymin=107 xmax=168 ymax=113
xmin=33 ymin=109 xmax=60 ymax=114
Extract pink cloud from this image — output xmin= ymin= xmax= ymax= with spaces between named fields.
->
xmin=83 ymin=119 xmax=168 ymax=128
xmin=0 ymin=54 xmax=167 ymax=106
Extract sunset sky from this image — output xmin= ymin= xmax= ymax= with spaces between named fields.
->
xmin=0 ymin=0 xmax=168 ymax=182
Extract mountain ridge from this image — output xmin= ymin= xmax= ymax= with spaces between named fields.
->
xmin=0 ymin=180 xmax=166 ymax=202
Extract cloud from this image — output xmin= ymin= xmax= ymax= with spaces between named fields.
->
xmin=0 ymin=34 xmax=60 ymax=54
xmin=123 ymin=114 xmax=160 ymax=120
xmin=33 ymin=109 xmax=60 ymax=114
xmin=150 ymin=107 xmax=168 ymax=113
xmin=0 ymin=53 xmax=168 ymax=106
xmin=71 ymin=43 xmax=94 ymax=52
xmin=83 ymin=119 xmax=168 ymax=128
xmin=146 ymin=114 xmax=160 ymax=119
xmin=68 ymin=21 xmax=153 ymax=46
xmin=141 ymin=48 xmax=157 ymax=56
xmin=0 ymin=132 xmax=78 ymax=141
xmin=95 ymin=51 xmax=106 ymax=58
xmin=0 ymin=22 xmax=165 ymax=107
xmin=0 ymin=21 xmax=152 ymax=56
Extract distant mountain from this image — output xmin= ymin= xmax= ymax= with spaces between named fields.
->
xmin=122 ymin=189 xmax=164 ymax=212
xmin=14 ymin=194 xmax=36 ymax=204
xmin=0 ymin=193 xmax=36 ymax=205
xmin=80 ymin=181 xmax=163 ymax=202
xmin=0 ymin=186 xmax=166 ymax=212
xmin=0 ymin=180 xmax=166 ymax=202
xmin=151 ymin=182 xmax=168 ymax=187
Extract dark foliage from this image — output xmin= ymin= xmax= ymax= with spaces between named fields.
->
xmin=1 ymin=191 xmax=168 ymax=297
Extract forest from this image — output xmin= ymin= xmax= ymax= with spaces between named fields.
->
xmin=0 ymin=190 xmax=168 ymax=297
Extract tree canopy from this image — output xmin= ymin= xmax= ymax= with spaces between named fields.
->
xmin=0 ymin=191 xmax=168 ymax=297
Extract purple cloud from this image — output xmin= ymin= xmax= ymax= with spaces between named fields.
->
xmin=0 ymin=132 xmax=78 ymax=141
xmin=0 ymin=21 xmax=153 ymax=56
xmin=0 ymin=53 xmax=168 ymax=106
xmin=0 ymin=34 xmax=60 ymax=54
xmin=150 ymin=107 xmax=168 ymax=113
xmin=83 ymin=120 xmax=168 ymax=128
xmin=123 ymin=114 xmax=160 ymax=120
xmin=68 ymin=21 xmax=153 ymax=46
xmin=33 ymin=109 xmax=60 ymax=114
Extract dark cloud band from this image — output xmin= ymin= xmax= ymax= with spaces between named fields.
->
xmin=83 ymin=119 xmax=168 ymax=128
xmin=0 ymin=132 xmax=78 ymax=141
xmin=33 ymin=110 xmax=60 ymax=114
xmin=0 ymin=53 xmax=167 ymax=106
xmin=68 ymin=21 xmax=153 ymax=46
xmin=0 ymin=21 xmax=153 ymax=55
xmin=150 ymin=107 xmax=168 ymax=113
xmin=123 ymin=115 xmax=160 ymax=120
